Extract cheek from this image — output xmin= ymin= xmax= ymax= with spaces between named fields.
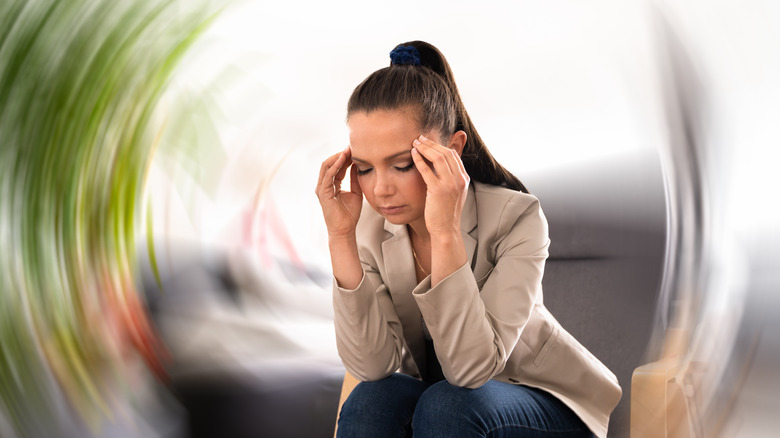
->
xmin=404 ymin=172 xmax=427 ymax=199
xmin=356 ymin=175 xmax=372 ymax=199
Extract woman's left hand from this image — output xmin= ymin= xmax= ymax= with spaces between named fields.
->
xmin=411 ymin=135 xmax=470 ymax=236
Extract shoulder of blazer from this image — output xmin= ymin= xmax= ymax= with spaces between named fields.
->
xmin=472 ymin=182 xmax=547 ymax=237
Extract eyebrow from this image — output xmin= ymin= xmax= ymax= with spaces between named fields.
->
xmin=351 ymin=150 xmax=411 ymax=164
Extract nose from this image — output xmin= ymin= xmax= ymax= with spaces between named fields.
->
xmin=373 ymin=171 xmax=395 ymax=198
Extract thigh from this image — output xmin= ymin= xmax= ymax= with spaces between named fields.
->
xmin=412 ymin=380 xmax=593 ymax=438
xmin=337 ymin=373 xmax=429 ymax=438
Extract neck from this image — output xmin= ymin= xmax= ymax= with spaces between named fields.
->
xmin=406 ymin=221 xmax=430 ymax=244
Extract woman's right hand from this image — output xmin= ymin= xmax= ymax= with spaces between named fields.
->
xmin=316 ymin=147 xmax=363 ymax=238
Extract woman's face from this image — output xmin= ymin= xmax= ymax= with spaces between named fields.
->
xmin=348 ymin=109 xmax=440 ymax=229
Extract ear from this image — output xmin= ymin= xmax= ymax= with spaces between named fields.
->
xmin=448 ymin=130 xmax=467 ymax=157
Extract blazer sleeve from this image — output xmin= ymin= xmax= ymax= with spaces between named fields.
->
xmin=333 ymin=255 xmax=405 ymax=382
xmin=413 ymin=195 xmax=549 ymax=388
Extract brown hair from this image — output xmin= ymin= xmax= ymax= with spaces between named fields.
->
xmin=347 ymin=40 xmax=528 ymax=193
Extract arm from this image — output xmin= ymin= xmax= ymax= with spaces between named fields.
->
xmin=332 ymin=258 xmax=405 ymax=381
xmin=328 ymin=234 xmax=362 ymax=290
xmin=415 ymin=196 xmax=549 ymax=388
xmin=315 ymin=147 xmax=363 ymax=289
xmin=316 ymin=147 xmax=404 ymax=380
xmin=410 ymin=135 xmax=470 ymax=286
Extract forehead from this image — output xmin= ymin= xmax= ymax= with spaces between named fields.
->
xmin=348 ymin=109 xmax=419 ymax=140
xmin=348 ymin=109 xmax=438 ymax=161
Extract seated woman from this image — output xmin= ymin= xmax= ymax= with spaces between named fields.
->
xmin=315 ymin=40 xmax=621 ymax=438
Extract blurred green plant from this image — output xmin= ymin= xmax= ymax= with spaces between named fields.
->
xmin=0 ymin=0 xmax=223 ymax=435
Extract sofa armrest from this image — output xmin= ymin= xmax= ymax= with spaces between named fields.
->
xmin=630 ymin=327 xmax=694 ymax=437
xmin=631 ymin=358 xmax=691 ymax=437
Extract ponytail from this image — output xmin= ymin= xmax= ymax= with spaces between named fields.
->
xmin=348 ymin=40 xmax=528 ymax=193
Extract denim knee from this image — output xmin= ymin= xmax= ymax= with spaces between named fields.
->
xmin=337 ymin=374 xmax=428 ymax=438
xmin=412 ymin=381 xmax=481 ymax=435
xmin=412 ymin=380 xmax=595 ymax=438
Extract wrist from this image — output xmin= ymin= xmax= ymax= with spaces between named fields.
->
xmin=429 ymin=229 xmax=462 ymax=247
xmin=328 ymin=232 xmax=357 ymax=246
xmin=328 ymin=236 xmax=362 ymax=290
xmin=429 ymin=230 xmax=467 ymax=287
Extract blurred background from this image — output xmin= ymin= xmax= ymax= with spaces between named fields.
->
xmin=1 ymin=0 xmax=778 ymax=437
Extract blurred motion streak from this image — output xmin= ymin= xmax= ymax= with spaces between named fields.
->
xmin=0 ymin=0 xmax=223 ymax=436
xmin=633 ymin=3 xmax=778 ymax=437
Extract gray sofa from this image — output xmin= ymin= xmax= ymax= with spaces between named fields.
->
xmin=530 ymin=149 xmax=666 ymax=436
xmin=143 ymin=148 xmax=666 ymax=437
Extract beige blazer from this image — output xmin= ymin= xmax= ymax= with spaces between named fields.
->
xmin=333 ymin=181 xmax=621 ymax=437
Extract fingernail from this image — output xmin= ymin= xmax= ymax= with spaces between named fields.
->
xmin=419 ymin=134 xmax=428 ymax=141
xmin=413 ymin=139 xmax=421 ymax=146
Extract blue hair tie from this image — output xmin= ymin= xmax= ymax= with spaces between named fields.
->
xmin=390 ymin=45 xmax=421 ymax=66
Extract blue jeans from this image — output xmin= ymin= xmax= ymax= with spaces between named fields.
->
xmin=337 ymin=373 xmax=594 ymax=437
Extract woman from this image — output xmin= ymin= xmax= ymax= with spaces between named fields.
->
xmin=316 ymin=41 xmax=621 ymax=438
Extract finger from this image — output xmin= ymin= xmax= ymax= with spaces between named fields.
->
xmin=333 ymin=151 xmax=351 ymax=186
xmin=411 ymin=147 xmax=438 ymax=186
xmin=318 ymin=149 xmax=345 ymax=184
xmin=318 ymin=150 xmax=348 ymax=194
xmin=413 ymin=135 xmax=455 ymax=172
xmin=413 ymin=137 xmax=454 ymax=179
xmin=420 ymin=134 xmax=464 ymax=177
xmin=438 ymin=138 xmax=469 ymax=185
xmin=322 ymin=155 xmax=346 ymax=190
xmin=317 ymin=154 xmax=335 ymax=183
xmin=454 ymin=149 xmax=470 ymax=185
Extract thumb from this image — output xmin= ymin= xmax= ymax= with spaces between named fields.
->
xmin=350 ymin=165 xmax=362 ymax=195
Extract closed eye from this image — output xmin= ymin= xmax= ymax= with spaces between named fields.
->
xmin=355 ymin=163 xmax=413 ymax=176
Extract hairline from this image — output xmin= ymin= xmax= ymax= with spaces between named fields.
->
xmin=347 ymin=105 xmax=453 ymax=141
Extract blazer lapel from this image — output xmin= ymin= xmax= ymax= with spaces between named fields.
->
xmin=378 ymin=183 xmax=479 ymax=379
xmin=381 ymin=222 xmax=428 ymax=377
xmin=461 ymin=183 xmax=478 ymax=270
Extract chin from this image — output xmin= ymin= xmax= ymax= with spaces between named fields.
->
xmin=382 ymin=216 xmax=409 ymax=226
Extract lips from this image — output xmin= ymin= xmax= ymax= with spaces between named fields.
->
xmin=379 ymin=205 xmax=405 ymax=216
